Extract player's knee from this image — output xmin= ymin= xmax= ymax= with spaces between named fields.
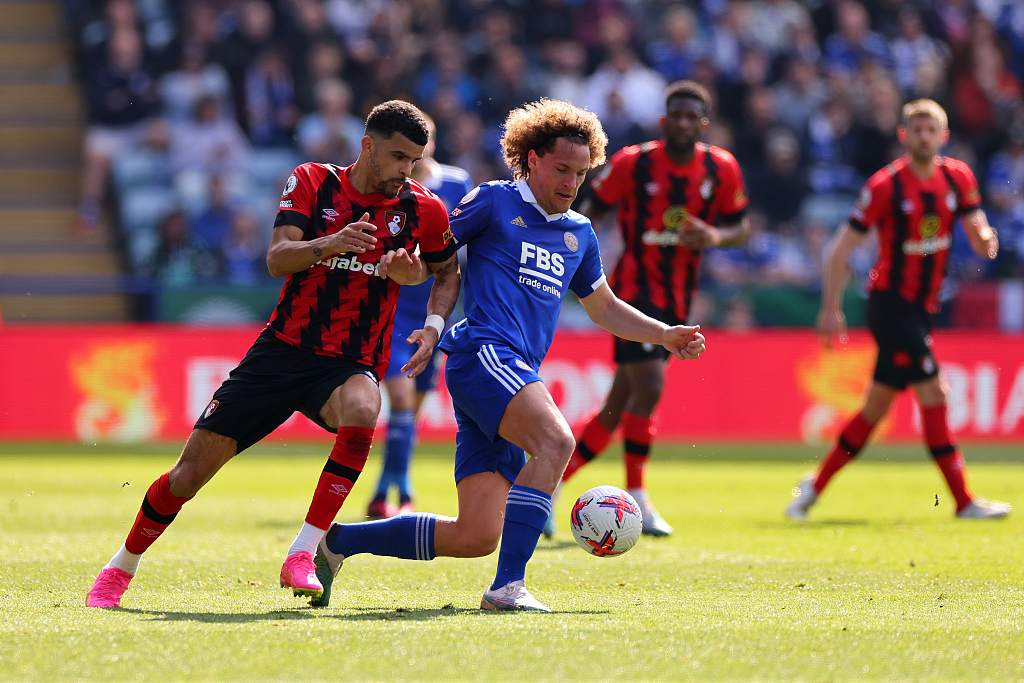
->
xmin=344 ymin=401 xmax=381 ymax=428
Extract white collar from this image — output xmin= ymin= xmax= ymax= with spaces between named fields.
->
xmin=516 ymin=179 xmax=565 ymax=222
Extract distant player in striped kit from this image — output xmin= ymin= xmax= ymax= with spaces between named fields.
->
xmin=311 ymin=99 xmax=707 ymax=612
xmin=787 ymin=99 xmax=1010 ymax=521
xmin=86 ymin=100 xmax=461 ymax=608
xmin=367 ymin=116 xmax=473 ymax=520
xmin=554 ymin=81 xmax=750 ymax=537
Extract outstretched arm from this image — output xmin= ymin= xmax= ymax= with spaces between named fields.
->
xmin=960 ymin=208 xmax=999 ymax=260
xmin=817 ymin=222 xmax=868 ymax=349
xmin=401 ymin=254 xmax=462 ymax=376
xmin=678 ymin=215 xmax=751 ymax=250
xmin=580 ymin=283 xmax=705 ymax=360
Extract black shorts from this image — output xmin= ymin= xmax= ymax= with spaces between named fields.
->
xmin=867 ymin=290 xmax=939 ymax=390
xmin=613 ymin=302 xmax=677 ymax=364
xmin=194 ymin=329 xmax=380 ymax=453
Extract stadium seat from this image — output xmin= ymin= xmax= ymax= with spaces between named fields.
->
xmin=119 ymin=185 xmax=178 ymax=235
xmin=249 ymin=147 xmax=301 ymax=188
xmin=112 ymin=150 xmax=172 ymax=192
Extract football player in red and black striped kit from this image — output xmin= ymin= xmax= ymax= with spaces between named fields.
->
xmin=554 ymin=81 xmax=750 ymax=537
xmin=87 ymin=100 xmax=461 ymax=608
xmin=787 ymin=99 xmax=1009 ymax=521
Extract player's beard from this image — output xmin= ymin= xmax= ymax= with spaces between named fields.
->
xmin=369 ymin=151 xmax=405 ymax=198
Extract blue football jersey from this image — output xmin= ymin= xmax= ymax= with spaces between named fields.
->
xmin=439 ymin=179 xmax=606 ymax=369
xmin=394 ymin=163 xmax=473 ymax=320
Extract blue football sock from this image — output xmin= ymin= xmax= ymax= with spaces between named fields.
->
xmin=491 ymin=485 xmax=552 ymax=590
xmin=379 ymin=408 xmax=416 ymax=499
xmin=326 ymin=513 xmax=436 ymax=561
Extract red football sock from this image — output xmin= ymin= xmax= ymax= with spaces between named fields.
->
xmin=124 ymin=472 xmax=193 ymax=555
xmin=814 ymin=412 xmax=875 ymax=494
xmin=622 ymin=411 xmax=653 ymax=490
xmin=304 ymin=426 xmax=374 ymax=529
xmin=562 ymin=413 xmax=614 ymax=482
xmin=922 ymin=404 xmax=973 ymax=512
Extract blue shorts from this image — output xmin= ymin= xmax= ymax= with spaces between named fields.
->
xmin=444 ymin=344 xmax=542 ymax=484
xmin=384 ymin=313 xmax=442 ymax=393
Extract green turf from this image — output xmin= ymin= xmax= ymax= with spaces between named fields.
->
xmin=1 ymin=443 xmax=1022 ymax=682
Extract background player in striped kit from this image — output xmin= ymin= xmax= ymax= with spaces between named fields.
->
xmin=310 ymin=99 xmax=706 ymax=612
xmin=787 ymin=99 xmax=1010 ymax=521
xmin=86 ymin=100 xmax=461 ymax=608
xmin=553 ymin=81 xmax=750 ymax=537
xmin=367 ymin=115 xmax=473 ymax=520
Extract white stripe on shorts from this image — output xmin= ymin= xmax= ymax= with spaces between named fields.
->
xmin=477 ymin=344 xmax=525 ymax=395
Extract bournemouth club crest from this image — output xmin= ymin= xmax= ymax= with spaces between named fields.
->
xmin=385 ymin=210 xmax=406 ymax=236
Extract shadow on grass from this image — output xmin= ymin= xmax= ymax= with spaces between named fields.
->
xmin=118 ymin=604 xmax=606 ymax=621
xmin=755 ymin=519 xmax=871 ymax=529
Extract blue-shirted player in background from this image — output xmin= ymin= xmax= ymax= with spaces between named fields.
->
xmin=367 ymin=116 xmax=473 ymax=520
xmin=312 ymin=99 xmax=706 ymax=611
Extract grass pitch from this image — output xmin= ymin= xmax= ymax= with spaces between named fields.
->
xmin=1 ymin=441 xmax=1022 ymax=682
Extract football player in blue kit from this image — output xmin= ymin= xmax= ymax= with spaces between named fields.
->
xmin=311 ymin=99 xmax=706 ymax=612
xmin=367 ymin=117 xmax=474 ymax=520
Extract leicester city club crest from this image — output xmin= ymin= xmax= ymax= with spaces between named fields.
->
xmin=385 ymin=211 xmax=406 ymax=236
xmin=563 ymin=232 xmax=578 ymax=252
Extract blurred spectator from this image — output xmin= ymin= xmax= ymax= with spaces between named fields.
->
xmin=772 ymin=56 xmax=828 ymax=134
xmin=747 ymin=0 xmax=811 ymax=55
xmin=583 ymin=47 xmax=666 ymax=133
xmin=718 ymin=47 xmax=770 ymax=128
xmin=414 ymin=32 xmax=481 ymax=113
xmin=646 ymin=5 xmax=702 ymax=83
xmin=79 ymin=26 xmax=165 ymax=234
xmin=543 ymin=40 xmax=588 ymax=106
xmin=213 ymin=0 xmax=277 ymax=129
xmin=244 ymin=48 xmax=300 ymax=146
xmin=822 ymin=1 xmax=889 ymax=75
xmin=191 ymin=175 xmax=235 ymax=248
xmin=524 ymin=0 xmax=574 ymax=46
xmin=986 ymin=117 xmax=1024 ymax=274
xmin=732 ymin=86 xmax=778 ymax=167
xmin=746 ymin=128 xmax=810 ymax=229
xmin=806 ymin=96 xmax=865 ymax=194
xmin=221 ymin=211 xmax=268 ymax=284
xmin=80 ymin=0 xmax=176 ymax=72
xmin=146 ymin=210 xmax=219 ymax=285
xmin=950 ymin=23 xmax=1022 ymax=144
xmin=925 ymin=0 xmax=974 ymax=49
xmin=479 ymin=44 xmax=543 ymax=124
xmin=169 ymin=94 xmax=252 ymax=206
xmin=160 ymin=42 xmax=233 ymax=123
xmin=709 ymin=1 xmax=751 ymax=80
xmin=296 ymin=78 xmax=366 ymax=164
xmin=890 ymin=7 xmax=948 ymax=96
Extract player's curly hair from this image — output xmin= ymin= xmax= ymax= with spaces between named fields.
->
xmin=364 ymin=99 xmax=429 ymax=146
xmin=501 ymin=99 xmax=608 ymax=179
xmin=664 ymin=80 xmax=711 ymax=117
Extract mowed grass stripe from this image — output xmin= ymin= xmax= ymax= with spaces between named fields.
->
xmin=0 ymin=447 xmax=1021 ymax=681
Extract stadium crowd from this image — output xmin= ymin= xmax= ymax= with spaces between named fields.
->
xmin=65 ymin=0 xmax=1024 ymax=323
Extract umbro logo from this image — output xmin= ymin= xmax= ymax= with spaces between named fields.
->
xmin=322 ymin=208 xmax=339 ymax=221
xmin=141 ymin=528 xmax=160 ymax=538
xmin=511 ymin=216 xmax=527 ymax=228
xmin=330 ymin=483 xmax=349 ymax=496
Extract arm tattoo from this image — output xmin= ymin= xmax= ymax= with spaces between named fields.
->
xmin=431 ymin=294 xmax=457 ymax=318
xmin=429 ymin=258 xmax=457 ymax=278
xmin=312 ymin=247 xmax=322 ymax=258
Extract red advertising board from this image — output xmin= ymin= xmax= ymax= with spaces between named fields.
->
xmin=1 ymin=325 xmax=1022 ymax=444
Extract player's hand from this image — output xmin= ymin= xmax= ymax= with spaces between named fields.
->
xmin=378 ymin=248 xmax=425 ymax=283
xmin=400 ymin=326 xmax=440 ymax=377
xmin=986 ymin=232 xmax=998 ymax=260
xmin=678 ymin=216 xmax=720 ymax=251
xmin=816 ymin=308 xmax=848 ymax=349
xmin=329 ymin=212 xmax=377 ymax=254
xmin=663 ymin=324 xmax=705 ymax=360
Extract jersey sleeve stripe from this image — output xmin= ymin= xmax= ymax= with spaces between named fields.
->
xmin=719 ymin=207 xmax=747 ymax=224
xmin=590 ymin=274 xmax=607 ymax=292
xmin=275 ymin=209 xmax=310 ymax=231
xmin=848 ymin=217 xmax=869 ymax=233
xmin=421 ymin=239 xmax=458 ymax=263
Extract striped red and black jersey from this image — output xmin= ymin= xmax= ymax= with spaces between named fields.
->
xmin=270 ymin=162 xmax=456 ymax=375
xmin=590 ymin=141 xmax=748 ymax=323
xmin=849 ymin=155 xmax=982 ymax=313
